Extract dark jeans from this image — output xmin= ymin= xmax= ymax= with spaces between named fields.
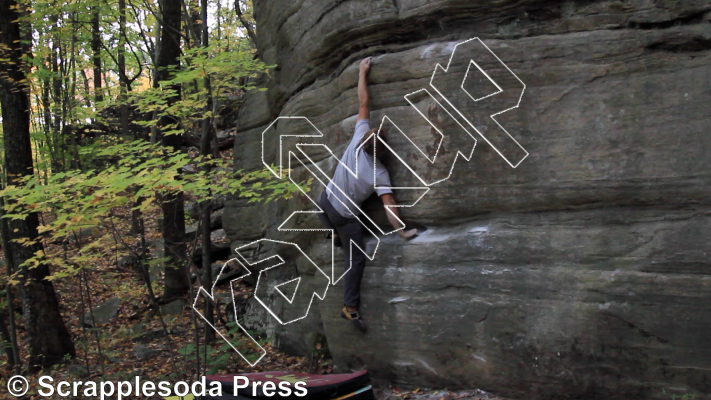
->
xmin=317 ymin=191 xmax=366 ymax=308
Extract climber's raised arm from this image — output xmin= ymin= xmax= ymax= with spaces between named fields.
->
xmin=380 ymin=193 xmax=418 ymax=240
xmin=357 ymin=57 xmax=371 ymax=122
xmin=317 ymin=56 xmax=414 ymax=333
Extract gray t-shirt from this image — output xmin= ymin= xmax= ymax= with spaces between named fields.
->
xmin=326 ymin=119 xmax=393 ymax=218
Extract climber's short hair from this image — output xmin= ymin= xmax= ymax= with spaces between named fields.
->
xmin=360 ymin=127 xmax=388 ymax=160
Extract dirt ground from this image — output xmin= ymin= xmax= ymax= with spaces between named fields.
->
xmin=374 ymin=387 xmax=507 ymax=400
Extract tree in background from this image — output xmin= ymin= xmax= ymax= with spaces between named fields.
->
xmin=0 ymin=0 xmax=75 ymax=370
xmin=0 ymin=0 xmax=280 ymax=373
xmin=156 ymin=0 xmax=190 ymax=298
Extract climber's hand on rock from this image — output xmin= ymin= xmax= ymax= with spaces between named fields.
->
xmin=360 ymin=57 xmax=371 ymax=76
xmin=398 ymin=228 xmax=418 ymax=240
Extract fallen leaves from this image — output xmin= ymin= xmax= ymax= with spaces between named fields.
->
xmin=5 ymin=203 xmax=332 ymax=399
xmin=375 ymin=387 xmax=503 ymax=400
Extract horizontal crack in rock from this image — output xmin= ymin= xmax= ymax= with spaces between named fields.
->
xmin=600 ymin=311 xmax=669 ymax=343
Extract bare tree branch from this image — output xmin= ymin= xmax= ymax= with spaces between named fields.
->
xmin=234 ymin=0 xmax=258 ymax=56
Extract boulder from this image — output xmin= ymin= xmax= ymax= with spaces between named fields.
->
xmin=187 ymin=208 xmax=226 ymax=236
xmin=212 ymin=194 xmax=227 ymax=210
xmin=185 ymin=203 xmax=200 ymax=221
xmin=221 ymin=291 xmax=251 ymax=324
xmin=117 ymin=254 xmax=139 ymax=271
xmin=210 ymin=229 xmax=227 ymax=243
xmin=131 ymin=328 xmax=168 ymax=344
xmin=187 ymin=196 xmax=227 ymax=221
xmin=210 ymin=208 xmax=224 ymax=230
xmin=215 ymin=268 xmax=246 ymax=287
xmin=133 ymin=344 xmax=157 ymax=361
xmin=161 ymin=299 xmax=187 ymax=316
xmin=67 ymin=364 xmax=89 ymax=379
xmin=129 ymin=322 xmax=145 ymax=336
xmin=221 ymin=1 xmax=711 ymax=399
xmin=83 ymin=297 xmax=120 ymax=327
xmin=211 ymin=262 xmax=223 ymax=277
xmin=76 ymin=226 xmax=105 ymax=240
xmin=216 ymin=129 xmax=233 ymax=141
xmin=193 ymin=263 xmax=225 ymax=284
xmin=181 ymin=164 xmax=197 ymax=174
xmin=185 ymin=222 xmax=199 ymax=241
xmin=147 ymin=239 xmax=163 ymax=282
xmin=191 ymin=241 xmax=232 ymax=266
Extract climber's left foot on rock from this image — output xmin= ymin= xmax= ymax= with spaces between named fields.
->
xmin=341 ymin=307 xmax=366 ymax=333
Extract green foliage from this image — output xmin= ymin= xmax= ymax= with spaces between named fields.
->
xmin=0 ymin=0 xmax=286 ymax=376
xmin=15 ymin=0 xmax=264 ymax=176
xmin=178 ymin=323 xmax=271 ymax=373
xmin=0 ymin=139 xmax=306 ymax=284
xmin=132 ymin=41 xmax=272 ymax=137
xmin=0 ymin=0 xmax=286 ymax=296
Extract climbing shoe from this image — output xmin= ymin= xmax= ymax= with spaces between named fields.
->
xmin=326 ymin=232 xmax=343 ymax=247
xmin=341 ymin=307 xmax=367 ymax=333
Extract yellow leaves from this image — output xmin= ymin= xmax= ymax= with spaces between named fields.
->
xmin=13 ymin=237 xmax=39 ymax=247
xmin=70 ymin=215 xmax=84 ymax=223
xmin=90 ymin=194 xmax=106 ymax=205
xmin=162 ymin=184 xmax=183 ymax=192
xmin=0 ymin=185 xmax=15 ymax=197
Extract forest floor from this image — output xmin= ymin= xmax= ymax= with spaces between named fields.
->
xmin=2 ymin=190 xmax=331 ymax=399
xmin=0 ymin=151 xmax=504 ymax=400
xmin=374 ymin=387 xmax=507 ymax=400
xmin=1 ymin=210 xmax=509 ymax=400
xmin=2 ymin=212 xmax=507 ymax=399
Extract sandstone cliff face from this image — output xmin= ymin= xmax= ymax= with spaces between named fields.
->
xmin=223 ymin=1 xmax=711 ymax=399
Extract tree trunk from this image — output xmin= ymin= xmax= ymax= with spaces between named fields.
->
xmin=235 ymin=0 xmax=258 ymax=52
xmin=119 ymin=0 xmax=144 ymax=235
xmin=118 ymin=0 xmax=130 ymax=138
xmin=0 ymin=0 xmax=75 ymax=370
xmin=215 ymin=0 xmax=221 ymax=42
xmin=190 ymin=0 xmax=201 ymax=48
xmin=50 ymin=15 xmax=63 ymax=170
xmin=199 ymin=0 xmax=213 ymax=332
xmin=79 ymin=69 xmax=93 ymax=109
xmin=199 ymin=201 xmax=214 ymax=342
xmin=68 ymin=12 xmax=81 ymax=170
xmin=91 ymin=6 xmax=103 ymax=105
xmin=157 ymin=0 xmax=189 ymax=298
xmin=199 ymin=0 xmax=215 ymax=343
xmin=0 ymin=195 xmax=19 ymax=369
xmin=150 ymin=17 xmax=161 ymax=143
xmin=0 ymin=314 xmax=15 ymax=366
xmin=0 ymin=197 xmax=22 ymax=373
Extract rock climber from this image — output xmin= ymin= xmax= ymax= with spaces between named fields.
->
xmin=317 ymin=57 xmax=418 ymax=333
